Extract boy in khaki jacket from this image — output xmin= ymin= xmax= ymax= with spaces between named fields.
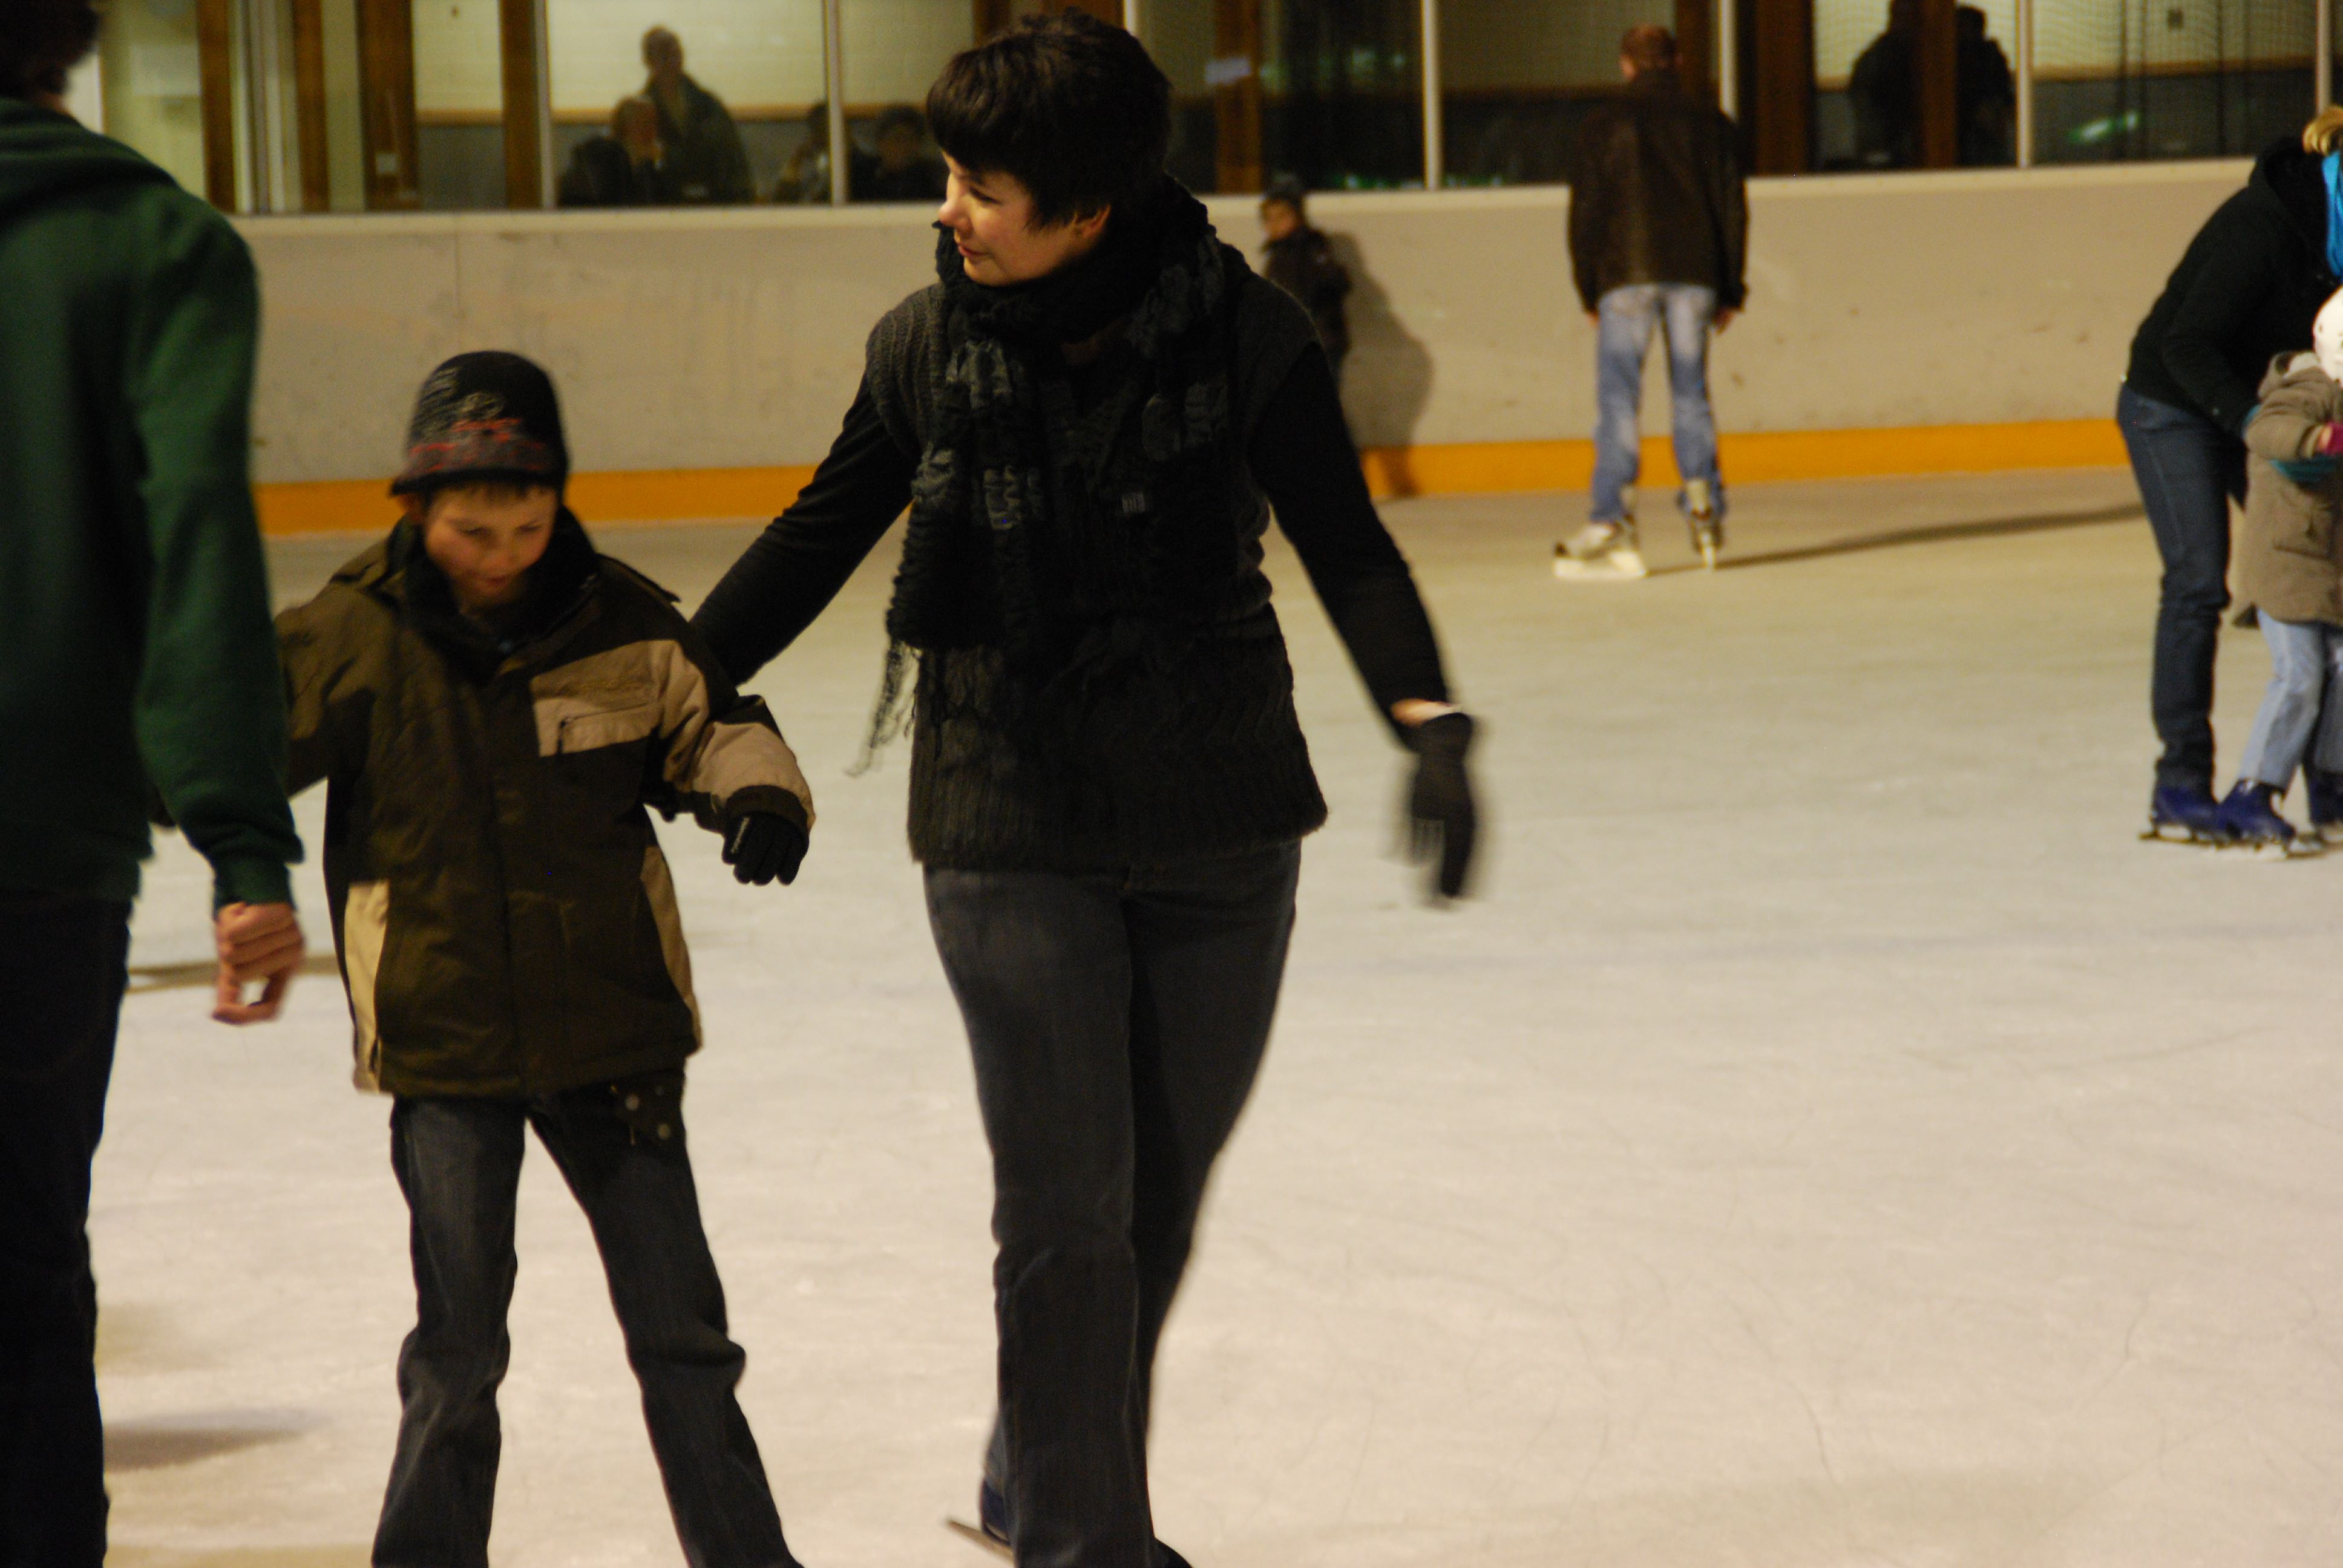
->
xmin=2224 ymin=295 xmax=2343 ymax=854
xmin=278 ymin=353 xmax=811 ymax=1567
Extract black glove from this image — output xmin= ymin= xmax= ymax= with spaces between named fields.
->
xmin=1405 ymin=711 xmax=1478 ymax=901
xmin=723 ymin=809 xmax=808 ymax=886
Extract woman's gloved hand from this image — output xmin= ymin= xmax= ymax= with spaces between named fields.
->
xmin=1404 ymin=710 xmax=1479 ymax=901
xmin=723 ymin=809 xmax=809 ymax=886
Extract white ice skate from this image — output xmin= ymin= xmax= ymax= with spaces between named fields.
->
xmin=1553 ymin=520 xmax=1647 ymax=581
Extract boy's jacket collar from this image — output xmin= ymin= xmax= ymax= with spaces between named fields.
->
xmin=364 ymin=508 xmax=603 ymax=676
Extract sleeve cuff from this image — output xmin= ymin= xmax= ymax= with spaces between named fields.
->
xmin=211 ymin=857 xmax=294 ymax=911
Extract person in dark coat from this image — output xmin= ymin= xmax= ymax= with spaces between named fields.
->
xmin=1562 ymin=22 xmax=1747 ymax=577
xmin=691 ymin=16 xmax=1479 ymax=1564
xmin=640 ymin=25 xmax=751 ymax=204
xmin=1258 ymin=176 xmax=1351 ymax=381
xmin=1955 ymin=5 xmax=2016 ymax=167
xmin=1850 ymin=0 xmax=1922 ymax=169
xmin=556 ymin=95 xmax=678 ymax=207
xmin=0 ymin=5 xmax=307 ymax=1560
xmin=2123 ymin=110 xmax=2343 ymax=842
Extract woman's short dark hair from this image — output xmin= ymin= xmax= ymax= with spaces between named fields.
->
xmin=1 ymin=0 xmax=97 ymax=100
xmin=926 ymin=13 xmax=1170 ymax=229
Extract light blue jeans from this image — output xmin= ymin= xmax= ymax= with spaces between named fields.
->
xmin=2237 ymin=614 xmax=2343 ymax=789
xmin=1590 ymin=283 xmax=1724 ymax=525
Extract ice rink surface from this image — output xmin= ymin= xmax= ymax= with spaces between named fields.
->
xmin=99 ymin=471 xmax=2343 ymax=1567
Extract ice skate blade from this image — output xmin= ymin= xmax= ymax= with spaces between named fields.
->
xmin=2221 ymin=836 xmax=2323 ymax=861
xmin=1700 ymin=541 xmax=1719 ymax=570
xmin=2140 ymin=822 xmax=2223 ymax=846
xmin=947 ymin=1517 xmax=1012 ymax=1558
xmin=1553 ymin=551 xmax=1648 ymax=581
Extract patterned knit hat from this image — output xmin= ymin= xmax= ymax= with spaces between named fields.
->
xmin=390 ymin=351 xmax=569 ymax=496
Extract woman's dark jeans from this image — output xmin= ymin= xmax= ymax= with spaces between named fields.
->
xmin=374 ymin=1086 xmax=796 ymax=1568
xmin=926 ymin=842 xmax=1303 ymax=1568
xmin=0 ymin=890 xmax=129 ymax=1568
xmin=2118 ymin=382 xmax=2248 ymax=795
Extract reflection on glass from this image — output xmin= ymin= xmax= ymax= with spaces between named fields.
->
xmin=1143 ymin=0 xmax=1424 ymax=194
xmin=1437 ymin=0 xmax=1674 ymax=188
xmin=1814 ymin=0 xmax=2017 ymax=169
xmin=549 ymin=1 xmax=819 ymax=206
xmin=2033 ymin=0 xmax=2313 ymax=163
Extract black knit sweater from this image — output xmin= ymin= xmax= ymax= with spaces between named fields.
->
xmin=694 ymin=272 xmax=1449 ymax=871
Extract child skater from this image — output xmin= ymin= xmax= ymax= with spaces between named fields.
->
xmin=277 ymin=352 xmax=816 ymax=1568
xmin=2218 ymin=294 xmax=2343 ymax=854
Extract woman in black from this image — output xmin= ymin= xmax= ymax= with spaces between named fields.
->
xmin=2123 ymin=109 xmax=2343 ymax=841
xmin=692 ymin=16 xmax=1476 ymax=1566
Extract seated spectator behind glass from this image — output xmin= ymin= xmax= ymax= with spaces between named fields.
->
xmin=640 ymin=26 xmax=750 ymax=204
xmin=1258 ymin=178 xmax=1351 ymax=383
xmin=1849 ymin=0 xmax=1919 ymax=169
xmin=557 ymin=96 xmax=678 ymax=207
xmin=855 ymin=105 xmax=946 ymax=203
xmin=1956 ymin=5 xmax=2014 ymax=166
xmin=773 ymin=102 xmax=877 ymax=204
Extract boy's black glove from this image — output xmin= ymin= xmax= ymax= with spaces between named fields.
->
xmin=1405 ymin=711 xmax=1479 ymax=901
xmin=724 ymin=810 xmax=808 ymax=886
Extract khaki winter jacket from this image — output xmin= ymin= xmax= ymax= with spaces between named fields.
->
xmin=2240 ymin=351 xmax=2343 ymax=627
xmin=279 ymin=514 xmax=812 ymax=1097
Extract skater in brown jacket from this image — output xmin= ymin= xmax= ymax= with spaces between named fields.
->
xmin=278 ymin=351 xmax=813 ymax=1568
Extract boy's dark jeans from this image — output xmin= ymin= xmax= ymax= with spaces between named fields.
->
xmin=0 ymin=890 xmax=129 ymax=1568
xmin=375 ymin=1085 xmax=796 ymax=1568
xmin=925 ymin=843 xmax=1303 ymax=1568
xmin=2119 ymin=382 xmax=2249 ymax=795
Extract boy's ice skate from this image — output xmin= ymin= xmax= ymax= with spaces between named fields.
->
xmin=1554 ymin=519 xmax=1647 ymax=581
xmin=2212 ymin=781 xmax=2322 ymax=858
xmin=2141 ymin=783 xmax=2226 ymax=846
xmin=1685 ymin=478 xmax=1723 ymax=569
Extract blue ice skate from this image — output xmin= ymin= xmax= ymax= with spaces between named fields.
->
xmin=2141 ymin=783 xmax=2224 ymax=845
xmin=2212 ymin=781 xmax=2320 ymax=857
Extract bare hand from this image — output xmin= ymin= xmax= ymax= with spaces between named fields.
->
xmin=1714 ymin=307 xmax=1740 ymax=333
xmin=1585 ymin=312 xmax=1599 ymax=327
xmin=213 ymin=901 xmax=306 ymax=1025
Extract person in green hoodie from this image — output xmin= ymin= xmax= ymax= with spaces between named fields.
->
xmin=1 ymin=4 xmax=307 ymax=1560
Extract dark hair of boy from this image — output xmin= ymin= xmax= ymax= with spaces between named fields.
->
xmin=0 ymin=0 xmax=98 ymax=100
xmin=1262 ymin=175 xmax=1307 ymax=216
xmin=1620 ymin=23 xmax=1678 ymax=76
xmin=924 ymin=11 xmax=1170 ymax=229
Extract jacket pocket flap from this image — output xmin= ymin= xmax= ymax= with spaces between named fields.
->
xmin=535 ymin=681 xmax=661 ymax=756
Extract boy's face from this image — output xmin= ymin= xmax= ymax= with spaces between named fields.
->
xmin=939 ymin=155 xmax=1108 ymax=288
xmin=1260 ymin=198 xmax=1301 ymax=243
xmin=418 ymin=486 xmax=558 ymax=613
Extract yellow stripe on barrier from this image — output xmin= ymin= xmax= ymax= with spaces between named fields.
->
xmin=255 ymin=421 xmax=2126 ymax=535
xmin=1357 ymin=419 xmax=2127 ymax=499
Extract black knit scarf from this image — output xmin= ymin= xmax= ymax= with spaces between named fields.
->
xmin=860 ymin=178 xmax=1245 ymax=765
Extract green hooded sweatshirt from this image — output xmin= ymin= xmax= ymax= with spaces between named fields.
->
xmin=0 ymin=98 xmax=299 ymax=908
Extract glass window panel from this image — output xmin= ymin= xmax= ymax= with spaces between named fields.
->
xmin=548 ymin=0 xmax=824 ymax=205
xmin=1813 ymin=0 xmax=2017 ymax=170
xmin=99 ymin=0 xmax=211 ymax=196
xmin=835 ymin=0 xmax=969 ymax=204
xmin=412 ymin=0 xmax=507 ymax=206
xmin=1437 ymin=0 xmax=1675 ymax=188
xmin=2035 ymin=0 xmax=2315 ymax=163
xmin=1141 ymin=0 xmax=1425 ymax=195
